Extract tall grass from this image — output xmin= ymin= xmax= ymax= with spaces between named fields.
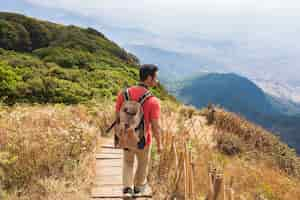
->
xmin=0 ymin=101 xmax=114 ymax=199
xmin=203 ymin=106 xmax=300 ymax=179
xmin=1 ymin=100 xmax=300 ymax=199
xmin=149 ymin=103 xmax=300 ymax=200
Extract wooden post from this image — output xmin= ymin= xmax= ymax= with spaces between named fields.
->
xmin=184 ymin=142 xmax=188 ymax=200
xmin=187 ymin=146 xmax=192 ymax=199
xmin=227 ymin=176 xmax=235 ymax=200
xmin=206 ymin=165 xmax=224 ymax=200
xmin=206 ymin=171 xmax=214 ymax=200
xmin=207 ymin=104 xmax=216 ymax=125
xmin=174 ymin=152 xmax=184 ymax=195
xmin=213 ymin=170 xmax=224 ymax=200
xmin=173 ymin=140 xmax=178 ymax=170
xmin=190 ymin=150 xmax=195 ymax=200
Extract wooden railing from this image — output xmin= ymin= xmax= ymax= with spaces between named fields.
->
xmin=157 ymin=115 xmax=236 ymax=200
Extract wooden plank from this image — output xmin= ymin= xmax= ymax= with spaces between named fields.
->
xmin=91 ymin=138 xmax=152 ymax=199
xmin=101 ymin=144 xmax=116 ymax=149
xmin=94 ymin=183 xmax=123 ymax=187
xmin=96 ymin=166 xmax=122 ymax=176
xmin=96 ymin=153 xmax=123 ymax=159
xmin=97 ymin=171 xmax=122 ymax=177
xmin=99 ymin=148 xmax=122 ymax=154
xmin=96 ymin=159 xmax=123 ymax=167
xmin=95 ymin=175 xmax=122 ymax=184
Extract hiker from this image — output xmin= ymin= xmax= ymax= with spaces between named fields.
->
xmin=114 ymin=64 xmax=162 ymax=197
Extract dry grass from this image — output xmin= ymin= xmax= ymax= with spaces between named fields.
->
xmin=149 ymin=102 xmax=216 ymax=199
xmin=149 ymin=103 xmax=300 ymax=200
xmin=0 ymin=100 xmax=114 ymax=200
xmin=203 ymin=106 xmax=300 ymax=179
xmin=1 ymin=100 xmax=300 ymax=200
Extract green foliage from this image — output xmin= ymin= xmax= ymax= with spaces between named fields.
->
xmin=0 ymin=12 xmax=175 ymax=105
xmin=0 ymin=19 xmax=31 ymax=51
xmin=34 ymin=47 xmax=96 ymax=68
xmin=0 ymin=63 xmax=21 ymax=100
xmin=0 ymin=19 xmax=19 ymax=50
xmin=0 ymin=12 xmax=139 ymax=65
xmin=0 ymin=48 xmax=173 ymax=104
xmin=25 ymin=19 xmax=52 ymax=50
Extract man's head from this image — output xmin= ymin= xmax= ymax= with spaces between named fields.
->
xmin=139 ymin=64 xmax=159 ymax=87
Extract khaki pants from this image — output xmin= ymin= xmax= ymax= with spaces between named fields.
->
xmin=122 ymin=143 xmax=152 ymax=188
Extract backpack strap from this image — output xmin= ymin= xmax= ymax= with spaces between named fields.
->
xmin=138 ymin=91 xmax=152 ymax=105
xmin=123 ymin=88 xmax=130 ymax=101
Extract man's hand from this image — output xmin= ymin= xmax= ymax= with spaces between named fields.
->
xmin=157 ymin=145 xmax=163 ymax=154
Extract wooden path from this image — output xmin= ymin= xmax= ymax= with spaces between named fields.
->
xmin=90 ymin=139 xmax=152 ymax=199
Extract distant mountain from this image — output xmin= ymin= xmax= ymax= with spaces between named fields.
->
xmin=124 ymin=44 xmax=227 ymax=82
xmin=175 ymin=73 xmax=277 ymax=119
xmin=126 ymin=44 xmax=300 ymax=111
xmin=168 ymin=73 xmax=300 ymax=153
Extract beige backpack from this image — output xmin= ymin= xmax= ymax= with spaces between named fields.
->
xmin=114 ymin=88 xmax=152 ymax=150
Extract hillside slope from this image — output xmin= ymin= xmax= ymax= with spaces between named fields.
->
xmin=0 ymin=12 xmax=173 ymax=104
xmin=167 ymin=73 xmax=300 ymax=154
xmin=177 ymin=73 xmax=276 ymax=117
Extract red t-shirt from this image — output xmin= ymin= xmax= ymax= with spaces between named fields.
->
xmin=115 ymin=85 xmax=160 ymax=146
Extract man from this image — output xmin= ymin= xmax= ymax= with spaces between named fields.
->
xmin=115 ymin=64 xmax=162 ymax=197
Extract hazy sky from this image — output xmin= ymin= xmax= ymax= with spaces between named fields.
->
xmin=23 ymin=0 xmax=300 ymax=52
xmin=2 ymin=0 xmax=300 ymax=82
xmin=25 ymin=0 xmax=300 ymax=35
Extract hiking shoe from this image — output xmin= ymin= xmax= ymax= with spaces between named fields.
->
xmin=123 ymin=187 xmax=133 ymax=197
xmin=133 ymin=183 xmax=149 ymax=195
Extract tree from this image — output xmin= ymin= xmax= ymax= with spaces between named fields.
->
xmin=0 ymin=20 xmax=19 ymax=50
xmin=25 ymin=19 xmax=52 ymax=50
xmin=0 ymin=20 xmax=31 ymax=51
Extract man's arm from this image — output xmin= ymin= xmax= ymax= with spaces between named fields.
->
xmin=114 ymin=91 xmax=123 ymax=126
xmin=151 ymin=119 xmax=162 ymax=153
xmin=115 ymin=91 xmax=124 ymax=112
xmin=150 ymin=98 xmax=162 ymax=153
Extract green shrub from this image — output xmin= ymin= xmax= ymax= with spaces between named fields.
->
xmin=0 ymin=63 xmax=21 ymax=103
xmin=34 ymin=47 xmax=95 ymax=68
xmin=0 ymin=20 xmax=20 ymax=50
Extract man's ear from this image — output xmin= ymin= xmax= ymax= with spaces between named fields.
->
xmin=146 ymin=75 xmax=151 ymax=82
xmin=150 ymin=75 xmax=155 ymax=82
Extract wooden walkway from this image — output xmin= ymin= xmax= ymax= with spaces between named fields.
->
xmin=91 ymin=139 xmax=152 ymax=199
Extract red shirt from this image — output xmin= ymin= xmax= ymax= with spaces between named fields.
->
xmin=115 ymin=85 xmax=160 ymax=146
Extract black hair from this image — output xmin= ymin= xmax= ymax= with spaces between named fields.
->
xmin=139 ymin=64 xmax=158 ymax=81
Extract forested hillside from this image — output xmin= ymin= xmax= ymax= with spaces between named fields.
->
xmin=0 ymin=12 xmax=173 ymax=105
